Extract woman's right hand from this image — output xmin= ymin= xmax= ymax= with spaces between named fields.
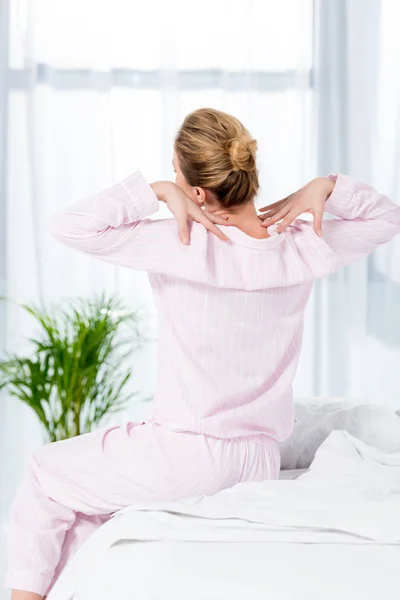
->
xmin=151 ymin=181 xmax=229 ymax=245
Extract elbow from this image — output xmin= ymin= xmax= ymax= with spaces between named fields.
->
xmin=48 ymin=212 xmax=108 ymax=253
xmin=48 ymin=212 xmax=84 ymax=247
xmin=48 ymin=213 xmax=67 ymax=241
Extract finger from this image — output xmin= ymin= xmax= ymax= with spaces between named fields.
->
xmin=276 ymin=210 xmax=301 ymax=233
xmin=258 ymin=197 xmax=289 ymax=213
xmin=204 ymin=211 xmax=231 ymax=226
xmin=191 ymin=208 xmax=229 ymax=240
xmin=202 ymin=220 xmax=230 ymax=241
xmin=194 ymin=213 xmax=229 ymax=241
xmin=172 ymin=206 xmax=190 ymax=244
xmin=258 ymin=198 xmax=288 ymax=213
xmin=258 ymin=207 xmax=281 ymax=221
xmin=260 ymin=206 xmax=292 ymax=228
xmin=313 ymin=209 xmax=324 ymax=237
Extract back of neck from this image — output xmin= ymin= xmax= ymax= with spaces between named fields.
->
xmin=228 ymin=204 xmax=269 ymax=239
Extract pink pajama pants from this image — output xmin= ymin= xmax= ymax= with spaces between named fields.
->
xmin=5 ymin=421 xmax=280 ymax=596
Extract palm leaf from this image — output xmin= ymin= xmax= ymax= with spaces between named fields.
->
xmin=0 ymin=295 xmax=144 ymax=441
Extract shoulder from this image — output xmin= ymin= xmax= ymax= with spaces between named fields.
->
xmin=137 ymin=217 xmax=209 ymax=248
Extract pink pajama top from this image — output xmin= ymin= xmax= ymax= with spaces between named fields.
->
xmin=49 ymin=173 xmax=400 ymax=441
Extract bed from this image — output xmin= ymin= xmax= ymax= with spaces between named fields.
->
xmin=70 ymin=540 xmax=400 ymax=600
xmin=48 ymin=400 xmax=400 ymax=600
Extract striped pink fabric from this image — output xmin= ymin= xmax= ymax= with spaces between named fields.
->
xmin=6 ymin=422 xmax=279 ymax=595
xmin=49 ymin=172 xmax=400 ymax=442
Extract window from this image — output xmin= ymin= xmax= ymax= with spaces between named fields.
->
xmin=8 ymin=0 xmax=314 ymax=200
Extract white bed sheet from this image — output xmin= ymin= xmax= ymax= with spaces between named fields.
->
xmin=73 ymin=541 xmax=400 ymax=600
xmin=49 ymin=432 xmax=400 ymax=600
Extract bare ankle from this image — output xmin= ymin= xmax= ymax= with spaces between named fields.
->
xmin=11 ymin=590 xmax=43 ymax=600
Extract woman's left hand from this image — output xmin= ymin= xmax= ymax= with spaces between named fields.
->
xmin=258 ymin=177 xmax=335 ymax=236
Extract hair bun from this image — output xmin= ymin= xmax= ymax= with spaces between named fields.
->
xmin=229 ymin=137 xmax=258 ymax=173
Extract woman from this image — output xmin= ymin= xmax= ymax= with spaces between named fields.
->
xmin=6 ymin=108 xmax=400 ymax=600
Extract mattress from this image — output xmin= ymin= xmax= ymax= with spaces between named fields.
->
xmin=72 ymin=540 xmax=400 ymax=600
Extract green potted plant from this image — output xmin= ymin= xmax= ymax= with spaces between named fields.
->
xmin=0 ymin=295 xmax=143 ymax=442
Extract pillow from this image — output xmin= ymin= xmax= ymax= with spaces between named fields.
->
xmin=279 ymin=397 xmax=400 ymax=470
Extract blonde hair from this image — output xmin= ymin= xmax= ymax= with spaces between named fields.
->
xmin=175 ymin=108 xmax=259 ymax=208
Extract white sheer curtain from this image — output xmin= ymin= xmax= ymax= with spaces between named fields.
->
xmin=1 ymin=0 xmax=314 ymax=528
xmin=5 ymin=0 xmax=313 ymax=321
xmin=370 ymin=0 xmax=400 ymax=405
xmin=1 ymin=1 xmax=400 ymax=588
xmin=307 ymin=0 xmax=400 ymax=407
